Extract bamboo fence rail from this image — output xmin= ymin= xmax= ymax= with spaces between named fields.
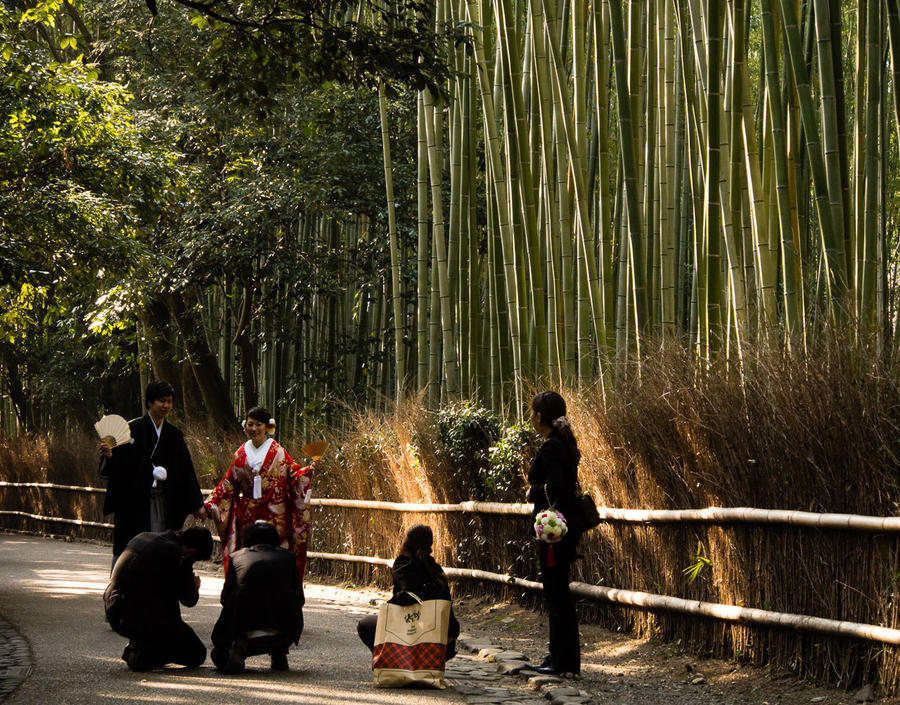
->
xmin=4 ymin=483 xmax=900 ymax=530
xmin=0 ymin=509 xmax=112 ymax=529
xmin=308 ymin=552 xmax=900 ymax=646
xmin=0 ymin=481 xmax=105 ymax=494
xmin=5 ymin=483 xmax=900 ymax=645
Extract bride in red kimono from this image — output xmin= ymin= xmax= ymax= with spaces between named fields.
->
xmin=206 ymin=407 xmax=319 ymax=581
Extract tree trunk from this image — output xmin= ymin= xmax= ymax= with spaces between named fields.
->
xmin=164 ymin=290 xmax=239 ymax=432
xmin=0 ymin=343 xmax=28 ymax=432
xmin=139 ymin=296 xmax=184 ymax=416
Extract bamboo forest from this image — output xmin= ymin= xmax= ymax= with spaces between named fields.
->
xmin=11 ymin=0 xmax=900 ymax=693
xmin=2 ymin=0 xmax=900 ymax=429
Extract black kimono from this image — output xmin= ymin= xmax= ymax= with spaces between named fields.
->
xmin=211 ymin=543 xmax=305 ymax=667
xmin=103 ymin=531 xmax=206 ymax=670
xmin=100 ymin=413 xmax=203 ymax=557
xmin=527 ymin=429 xmax=581 ymax=674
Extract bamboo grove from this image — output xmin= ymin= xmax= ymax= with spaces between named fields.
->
xmin=361 ymin=0 xmax=900 ymax=414
xmin=5 ymin=0 xmax=900 ymax=432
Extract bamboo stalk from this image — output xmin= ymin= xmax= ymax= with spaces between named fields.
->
xmin=417 ymin=92 xmax=430 ymax=391
xmin=378 ymin=81 xmax=405 ymax=399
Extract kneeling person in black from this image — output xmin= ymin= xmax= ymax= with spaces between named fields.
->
xmin=104 ymin=527 xmax=213 ymax=671
xmin=211 ymin=520 xmax=305 ymax=673
xmin=357 ymin=524 xmax=460 ymax=660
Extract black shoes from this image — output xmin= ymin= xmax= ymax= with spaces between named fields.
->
xmin=270 ymin=652 xmax=289 ymax=671
xmin=222 ymin=639 xmax=247 ymax=674
xmin=523 ymin=655 xmax=580 ymax=677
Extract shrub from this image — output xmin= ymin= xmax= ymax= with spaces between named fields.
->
xmin=435 ymin=402 xmax=502 ymax=501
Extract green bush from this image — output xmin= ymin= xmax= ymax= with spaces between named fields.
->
xmin=434 ymin=402 xmax=533 ymax=501
xmin=435 ymin=402 xmax=501 ymax=501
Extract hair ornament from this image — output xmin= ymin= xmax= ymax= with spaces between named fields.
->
xmin=266 ymin=418 xmax=276 ymax=434
xmin=552 ymin=416 xmax=571 ymax=430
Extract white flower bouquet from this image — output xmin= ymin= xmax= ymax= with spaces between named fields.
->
xmin=534 ymin=509 xmax=568 ymax=543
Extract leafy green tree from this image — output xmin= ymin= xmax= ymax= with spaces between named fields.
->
xmin=0 ymin=5 xmax=180 ymax=429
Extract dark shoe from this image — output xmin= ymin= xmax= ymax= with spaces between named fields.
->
xmin=210 ymin=646 xmax=227 ymax=670
xmin=222 ymin=640 xmax=246 ymax=674
xmin=123 ymin=643 xmax=155 ymax=671
xmin=122 ymin=644 xmax=140 ymax=671
xmin=522 ymin=656 xmax=551 ymax=671
xmin=270 ymin=652 xmax=288 ymax=671
xmin=532 ymin=664 xmax=579 ymax=677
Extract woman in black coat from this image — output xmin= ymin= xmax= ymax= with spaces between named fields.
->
xmin=526 ymin=391 xmax=581 ymax=676
xmin=357 ymin=524 xmax=460 ymax=659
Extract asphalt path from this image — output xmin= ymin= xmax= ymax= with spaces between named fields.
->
xmin=0 ymin=535 xmax=465 ymax=705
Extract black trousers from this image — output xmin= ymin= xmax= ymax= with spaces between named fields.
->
xmin=539 ymin=540 xmax=580 ymax=674
xmin=123 ymin=619 xmax=206 ymax=670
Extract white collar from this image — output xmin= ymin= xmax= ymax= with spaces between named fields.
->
xmin=148 ymin=414 xmax=164 ymax=437
xmin=243 ymin=438 xmax=274 ymax=473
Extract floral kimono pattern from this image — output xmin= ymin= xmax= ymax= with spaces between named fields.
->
xmin=206 ymin=440 xmax=314 ymax=580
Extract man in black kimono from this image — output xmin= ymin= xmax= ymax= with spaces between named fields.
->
xmin=99 ymin=380 xmax=205 ymax=563
xmin=104 ymin=527 xmax=213 ymax=670
xmin=211 ymin=521 xmax=305 ymax=673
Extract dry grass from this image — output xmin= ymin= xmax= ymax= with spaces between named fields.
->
xmin=2 ymin=337 xmax=900 ymax=691
xmin=568 ymin=339 xmax=900 ymax=692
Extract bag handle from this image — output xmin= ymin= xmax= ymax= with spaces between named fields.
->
xmin=396 ymin=591 xmax=424 ymax=605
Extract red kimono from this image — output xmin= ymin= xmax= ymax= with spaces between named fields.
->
xmin=206 ymin=440 xmax=314 ymax=580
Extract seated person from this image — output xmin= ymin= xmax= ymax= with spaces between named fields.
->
xmin=211 ymin=520 xmax=305 ymax=673
xmin=357 ymin=524 xmax=460 ymax=660
xmin=103 ymin=527 xmax=213 ymax=671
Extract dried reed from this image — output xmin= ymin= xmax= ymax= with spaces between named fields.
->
xmin=2 ymin=336 xmax=900 ymax=690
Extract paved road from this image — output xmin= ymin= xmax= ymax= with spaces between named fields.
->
xmin=0 ymin=535 xmax=466 ymax=705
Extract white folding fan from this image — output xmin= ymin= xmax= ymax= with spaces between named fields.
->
xmin=94 ymin=414 xmax=131 ymax=447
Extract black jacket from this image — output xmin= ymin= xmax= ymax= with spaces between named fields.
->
xmin=211 ymin=544 xmax=305 ymax=649
xmin=391 ymin=554 xmax=460 ymax=640
xmin=527 ymin=430 xmax=581 ymax=546
xmin=101 ymin=414 xmax=203 ymax=555
xmin=103 ymin=531 xmax=199 ymax=638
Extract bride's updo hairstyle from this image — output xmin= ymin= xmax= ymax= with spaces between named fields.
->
xmin=531 ymin=391 xmax=580 ymax=462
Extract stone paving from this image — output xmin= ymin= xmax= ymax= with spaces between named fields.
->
xmin=449 ymin=635 xmax=595 ymax=705
xmin=0 ymin=604 xmax=582 ymax=705
xmin=0 ymin=616 xmax=31 ymax=701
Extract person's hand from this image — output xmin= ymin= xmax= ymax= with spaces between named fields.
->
xmin=205 ymin=504 xmax=220 ymax=522
xmin=233 ymin=466 xmax=251 ymax=493
xmin=194 ymin=506 xmax=208 ymax=520
xmin=99 ymin=438 xmax=113 ymax=459
xmin=309 ymin=459 xmax=324 ymax=473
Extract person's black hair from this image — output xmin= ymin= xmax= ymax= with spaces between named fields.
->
xmin=246 ymin=407 xmax=271 ymax=424
xmin=145 ymin=380 xmax=176 ymax=407
xmin=531 ymin=391 xmax=581 ymax=462
xmin=242 ymin=520 xmax=280 ymax=548
xmin=400 ymin=524 xmax=447 ymax=591
xmin=180 ymin=527 xmax=213 ymax=560
xmin=401 ymin=524 xmax=433 ymax=556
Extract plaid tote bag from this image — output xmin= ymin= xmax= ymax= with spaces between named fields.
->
xmin=371 ymin=591 xmax=451 ymax=688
